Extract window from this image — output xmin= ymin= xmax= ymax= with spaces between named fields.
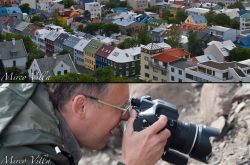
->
xmin=64 ymin=70 xmax=68 ymax=74
xmin=178 ymin=79 xmax=182 ymax=82
xmin=145 ymin=73 xmax=149 ymax=78
xmin=171 ymin=67 xmax=175 ymax=72
xmin=126 ymin=71 xmax=129 ymax=76
xmin=162 ymin=70 xmax=166 ymax=75
xmin=153 ymin=76 xmax=158 ymax=81
xmin=57 ymin=71 xmax=61 ymax=75
xmin=186 ymin=73 xmax=193 ymax=80
xmin=13 ymin=60 xmax=16 ymax=67
xmin=145 ymin=65 xmax=149 ymax=69
xmin=179 ymin=70 xmax=182 ymax=75
xmin=171 ymin=76 xmax=175 ymax=81
xmin=144 ymin=56 xmax=149 ymax=61
xmin=153 ymin=68 xmax=158 ymax=73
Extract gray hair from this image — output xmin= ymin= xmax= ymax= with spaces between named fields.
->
xmin=47 ymin=83 xmax=109 ymax=110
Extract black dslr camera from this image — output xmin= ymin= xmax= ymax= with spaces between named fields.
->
xmin=131 ymin=96 xmax=220 ymax=165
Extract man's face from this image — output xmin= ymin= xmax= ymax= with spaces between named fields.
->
xmin=78 ymin=84 xmax=130 ymax=149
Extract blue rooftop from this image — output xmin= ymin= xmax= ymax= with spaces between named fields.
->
xmin=191 ymin=14 xmax=206 ymax=24
xmin=0 ymin=7 xmax=22 ymax=16
xmin=0 ymin=8 xmax=8 ymax=15
xmin=237 ymin=36 xmax=250 ymax=47
xmin=112 ymin=7 xmax=128 ymax=14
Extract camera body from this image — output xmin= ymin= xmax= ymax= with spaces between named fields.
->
xmin=131 ymin=96 xmax=220 ymax=165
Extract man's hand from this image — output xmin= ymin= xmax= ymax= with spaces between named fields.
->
xmin=121 ymin=109 xmax=171 ymax=165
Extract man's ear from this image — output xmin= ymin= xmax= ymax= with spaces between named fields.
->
xmin=71 ymin=95 xmax=87 ymax=120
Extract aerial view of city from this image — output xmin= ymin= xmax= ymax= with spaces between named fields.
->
xmin=0 ymin=0 xmax=250 ymax=82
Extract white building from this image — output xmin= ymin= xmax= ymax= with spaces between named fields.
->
xmin=168 ymin=60 xmax=196 ymax=82
xmin=36 ymin=0 xmax=53 ymax=11
xmin=209 ymin=26 xmax=237 ymax=41
xmin=34 ymin=29 xmax=50 ymax=52
xmin=215 ymin=8 xmax=240 ymax=19
xmin=204 ymin=40 xmax=236 ymax=62
xmin=0 ymin=39 xmax=28 ymax=70
xmin=185 ymin=61 xmax=250 ymax=82
xmin=74 ymin=38 xmax=90 ymax=66
xmin=85 ymin=2 xmax=101 ymax=19
xmin=28 ymin=54 xmax=78 ymax=81
xmin=240 ymin=13 xmax=250 ymax=31
xmin=127 ymin=0 xmax=148 ymax=11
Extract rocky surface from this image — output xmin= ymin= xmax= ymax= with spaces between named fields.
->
xmin=79 ymin=84 xmax=250 ymax=165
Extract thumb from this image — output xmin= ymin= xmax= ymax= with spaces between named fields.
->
xmin=124 ymin=109 xmax=137 ymax=135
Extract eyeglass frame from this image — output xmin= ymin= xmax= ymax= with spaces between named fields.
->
xmin=82 ymin=94 xmax=131 ymax=115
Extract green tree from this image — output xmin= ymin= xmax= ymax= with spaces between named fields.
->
xmin=20 ymin=3 xmax=30 ymax=13
xmin=228 ymin=47 xmax=250 ymax=61
xmin=213 ymin=13 xmax=231 ymax=27
xmin=30 ymin=15 xmax=41 ymax=23
xmin=117 ymin=38 xmax=139 ymax=49
xmin=217 ymin=2 xmax=225 ymax=8
xmin=165 ymin=27 xmax=182 ymax=48
xmin=104 ymin=2 xmax=118 ymax=8
xmin=59 ymin=49 xmax=69 ymax=55
xmin=84 ymin=10 xmax=91 ymax=20
xmin=137 ymin=27 xmax=152 ymax=45
xmin=162 ymin=9 xmax=171 ymax=21
xmin=146 ymin=6 xmax=160 ymax=13
xmin=62 ymin=0 xmax=76 ymax=8
xmin=83 ymin=23 xmax=103 ymax=35
xmin=175 ymin=10 xmax=188 ymax=24
xmin=188 ymin=31 xmax=203 ymax=56
xmin=228 ymin=0 xmax=245 ymax=10
xmin=102 ymin=23 xmax=120 ymax=37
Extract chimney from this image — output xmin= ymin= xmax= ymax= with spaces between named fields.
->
xmin=12 ymin=38 xmax=15 ymax=46
xmin=53 ymin=54 xmax=57 ymax=59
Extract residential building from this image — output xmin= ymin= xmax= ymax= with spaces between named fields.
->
xmin=150 ymin=27 xmax=167 ymax=43
xmin=45 ymin=31 xmax=61 ymax=54
xmin=0 ymin=16 xmax=20 ymax=33
xmin=209 ymin=26 xmax=237 ymax=41
xmin=22 ymin=24 xmax=43 ymax=40
xmin=186 ymin=8 xmax=209 ymax=16
xmin=127 ymin=0 xmax=148 ymax=11
xmin=168 ymin=60 xmax=196 ymax=82
xmin=180 ymin=23 xmax=207 ymax=35
xmin=54 ymin=33 xmax=69 ymax=53
xmin=0 ymin=39 xmax=28 ymax=70
xmin=84 ymin=2 xmax=101 ymax=19
xmin=63 ymin=36 xmax=81 ymax=57
xmin=34 ymin=29 xmax=50 ymax=52
xmin=215 ymin=8 xmax=240 ymax=19
xmin=74 ymin=38 xmax=90 ymax=66
xmin=185 ymin=61 xmax=250 ymax=82
xmin=84 ymin=39 xmax=103 ymax=71
xmin=200 ymin=0 xmax=239 ymax=6
xmin=36 ymin=0 xmax=53 ymax=12
xmin=184 ymin=14 xmax=207 ymax=25
xmin=240 ymin=13 xmax=250 ymax=31
xmin=28 ymin=54 xmax=78 ymax=81
xmin=14 ymin=21 xmax=30 ymax=35
xmin=107 ymin=47 xmax=141 ymax=78
xmin=204 ymin=40 xmax=236 ymax=62
xmin=236 ymin=36 xmax=250 ymax=48
xmin=150 ymin=48 xmax=190 ymax=82
xmin=95 ymin=44 xmax=115 ymax=68
xmin=195 ymin=31 xmax=224 ymax=49
xmin=0 ymin=0 xmax=17 ymax=6
xmin=192 ymin=54 xmax=218 ymax=63
xmin=0 ymin=7 xmax=22 ymax=20
xmin=149 ymin=0 xmax=165 ymax=6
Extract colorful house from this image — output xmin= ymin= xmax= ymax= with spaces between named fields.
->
xmin=84 ymin=39 xmax=103 ymax=70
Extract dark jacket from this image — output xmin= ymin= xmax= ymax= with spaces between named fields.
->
xmin=0 ymin=84 xmax=80 ymax=165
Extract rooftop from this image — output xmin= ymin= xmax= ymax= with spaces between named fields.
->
xmin=200 ymin=61 xmax=248 ymax=70
xmin=152 ymin=48 xmax=189 ymax=63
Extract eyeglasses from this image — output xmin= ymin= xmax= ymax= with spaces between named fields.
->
xmin=84 ymin=94 xmax=131 ymax=115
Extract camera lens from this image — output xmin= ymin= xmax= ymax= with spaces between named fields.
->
xmin=169 ymin=122 xmax=220 ymax=163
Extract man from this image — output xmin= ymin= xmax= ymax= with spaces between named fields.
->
xmin=0 ymin=83 xmax=170 ymax=165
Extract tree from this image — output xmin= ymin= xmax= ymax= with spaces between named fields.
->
xmin=137 ymin=27 xmax=152 ymax=45
xmin=59 ymin=49 xmax=69 ymax=55
xmin=83 ymin=23 xmax=103 ymax=35
xmin=162 ymin=9 xmax=171 ymax=21
xmin=146 ymin=6 xmax=160 ymax=14
xmin=188 ymin=31 xmax=203 ymax=56
xmin=165 ymin=27 xmax=182 ymax=48
xmin=20 ymin=3 xmax=30 ymax=13
xmin=175 ymin=10 xmax=188 ymax=24
xmin=217 ymin=2 xmax=225 ymax=8
xmin=117 ymin=38 xmax=139 ymax=49
xmin=104 ymin=2 xmax=118 ymax=8
xmin=30 ymin=15 xmax=41 ymax=23
xmin=228 ymin=0 xmax=245 ymax=10
xmin=62 ymin=0 xmax=76 ymax=8
xmin=84 ymin=10 xmax=91 ymax=20
xmin=102 ymin=23 xmax=120 ymax=37
xmin=228 ymin=47 xmax=250 ymax=61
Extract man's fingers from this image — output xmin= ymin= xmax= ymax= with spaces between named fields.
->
xmin=157 ymin=129 xmax=171 ymax=142
xmin=124 ymin=109 xmax=137 ymax=135
xmin=145 ymin=115 xmax=168 ymax=135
